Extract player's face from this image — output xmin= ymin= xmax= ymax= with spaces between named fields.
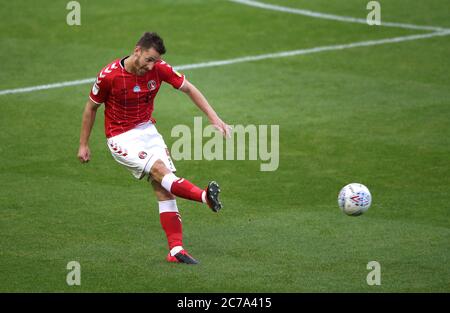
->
xmin=134 ymin=47 xmax=161 ymax=75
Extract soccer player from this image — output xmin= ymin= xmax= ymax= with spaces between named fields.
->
xmin=77 ymin=32 xmax=231 ymax=265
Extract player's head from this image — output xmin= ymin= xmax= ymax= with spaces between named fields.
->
xmin=133 ymin=32 xmax=166 ymax=75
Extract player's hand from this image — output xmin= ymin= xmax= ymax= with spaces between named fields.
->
xmin=210 ymin=117 xmax=232 ymax=139
xmin=78 ymin=145 xmax=91 ymax=163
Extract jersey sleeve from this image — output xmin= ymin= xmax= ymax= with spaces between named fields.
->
xmin=157 ymin=61 xmax=186 ymax=89
xmin=89 ymin=68 xmax=111 ymax=104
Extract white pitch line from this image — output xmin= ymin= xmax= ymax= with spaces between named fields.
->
xmin=176 ymin=31 xmax=450 ymax=70
xmin=1 ymin=31 xmax=449 ymax=96
xmin=0 ymin=78 xmax=96 ymax=96
xmin=228 ymin=0 xmax=449 ymax=32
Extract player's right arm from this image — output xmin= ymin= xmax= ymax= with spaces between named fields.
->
xmin=78 ymin=64 xmax=112 ymax=163
xmin=78 ymin=99 xmax=101 ymax=163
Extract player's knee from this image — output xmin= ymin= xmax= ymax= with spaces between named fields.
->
xmin=150 ymin=159 xmax=171 ymax=182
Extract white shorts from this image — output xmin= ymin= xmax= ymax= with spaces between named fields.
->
xmin=107 ymin=122 xmax=176 ymax=179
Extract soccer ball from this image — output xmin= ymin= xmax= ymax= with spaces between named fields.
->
xmin=338 ymin=183 xmax=372 ymax=216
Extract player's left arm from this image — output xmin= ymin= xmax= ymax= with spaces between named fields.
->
xmin=180 ymin=80 xmax=232 ymax=138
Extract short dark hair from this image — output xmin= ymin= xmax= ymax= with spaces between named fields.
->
xmin=136 ymin=32 xmax=166 ymax=54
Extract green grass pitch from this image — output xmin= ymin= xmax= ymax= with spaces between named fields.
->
xmin=0 ymin=0 xmax=449 ymax=292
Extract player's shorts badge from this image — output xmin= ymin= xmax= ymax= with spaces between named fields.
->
xmin=133 ymin=85 xmax=141 ymax=93
xmin=147 ymin=80 xmax=157 ymax=91
xmin=138 ymin=151 xmax=147 ymax=159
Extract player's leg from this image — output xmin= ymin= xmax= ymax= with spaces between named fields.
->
xmin=150 ymin=159 xmax=223 ymax=212
xmin=151 ymin=180 xmax=198 ymax=264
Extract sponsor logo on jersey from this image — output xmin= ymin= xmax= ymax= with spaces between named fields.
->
xmin=138 ymin=151 xmax=147 ymax=159
xmin=133 ymin=85 xmax=141 ymax=93
xmin=147 ymin=80 xmax=157 ymax=91
xmin=92 ymin=83 xmax=99 ymax=95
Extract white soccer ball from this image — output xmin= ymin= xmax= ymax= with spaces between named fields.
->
xmin=338 ymin=183 xmax=372 ymax=216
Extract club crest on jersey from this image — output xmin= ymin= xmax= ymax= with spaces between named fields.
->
xmin=133 ymin=85 xmax=141 ymax=93
xmin=138 ymin=151 xmax=147 ymax=159
xmin=147 ymin=80 xmax=157 ymax=91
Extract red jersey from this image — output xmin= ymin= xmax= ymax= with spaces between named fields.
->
xmin=89 ymin=57 xmax=185 ymax=138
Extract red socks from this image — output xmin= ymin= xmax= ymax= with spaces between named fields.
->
xmin=158 ymin=200 xmax=183 ymax=251
xmin=161 ymin=173 xmax=206 ymax=203
xmin=171 ymin=178 xmax=205 ymax=202
xmin=160 ymin=212 xmax=183 ymax=250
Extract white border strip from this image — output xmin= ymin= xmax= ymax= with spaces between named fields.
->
xmin=1 ymin=31 xmax=449 ymax=96
xmin=228 ymin=0 xmax=449 ymax=32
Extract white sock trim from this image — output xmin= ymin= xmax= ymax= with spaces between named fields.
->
xmin=161 ymin=173 xmax=179 ymax=192
xmin=201 ymin=190 xmax=207 ymax=204
xmin=158 ymin=199 xmax=179 ymax=214
xmin=170 ymin=245 xmax=183 ymax=256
